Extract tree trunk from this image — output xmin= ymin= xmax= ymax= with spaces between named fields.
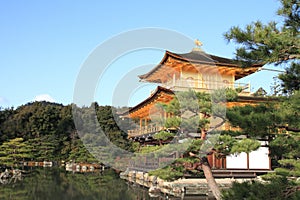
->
xmin=200 ymin=128 xmax=206 ymax=140
xmin=201 ymin=156 xmax=221 ymax=200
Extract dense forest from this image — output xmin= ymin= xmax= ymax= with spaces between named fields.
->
xmin=0 ymin=102 xmax=133 ymax=166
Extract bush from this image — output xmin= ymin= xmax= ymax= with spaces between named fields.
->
xmin=148 ymin=166 xmax=183 ymax=181
xmin=222 ymin=176 xmax=300 ymax=200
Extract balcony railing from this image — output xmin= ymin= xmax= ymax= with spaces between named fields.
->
xmin=128 ymin=124 xmax=163 ymax=138
xmin=162 ymin=79 xmax=251 ymax=93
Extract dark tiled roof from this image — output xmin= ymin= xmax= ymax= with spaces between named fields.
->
xmin=170 ymin=50 xmax=237 ymax=65
xmin=139 ymin=50 xmax=263 ymax=80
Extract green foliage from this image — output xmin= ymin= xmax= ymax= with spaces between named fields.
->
xmin=0 ymin=168 xmax=138 ymax=200
xmin=225 ymin=87 xmax=238 ymax=101
xmin=68 ymin=138 xmax=98 ymax=163
xmin=235 ymin=87 xmax=243 ymax=93
xmin=131 ymin=142 xmax=140 ymax=152
xmin=224 ymin=19 xmax=299 ymax=65
xmin=214 ymin=135 xmax=236 ymax=155
xmin=164 ymin=116 xmax=181 ymax=129
xmin=138 ymin=145 xmax=162 ymax=154
xmin=153 ymin=131 xmax=174 ymax=141
xmin=222 ymin=176 xmax=300 ymax=200
xmin=0 ymin=138 xmax=33 ymax=167
xmin=186 ymin=139 xmax=204 ymax=153
xmin=279 ymin=62 xmax=300 ymax=94
xmin=148 ymin=155 xmax=205 ymax=180
xmin=277 ymin=0 xmax=300 ymax=31
xmin=278 ymin=91 xmax=300 ymax=129
xmin=175 ymin=157 xmax=195 ymax=164
xmin=96 ymin=105 xmax=133 ymax=150
xmin=0 ymin=102 xmax=133 ymax=166
xmin=227 ymin=92 xmax=300 ymax=180
xmin=26 ymin=135 xmax=59 ymax=161
xmin=222 ymin=1 xmax=300 ymax=197
xmin=270 ymin=134 xmax=300 ymax=160
xmin=225 ymin=0 xmax=300 ymax=93
xmin=253 ymin=87 xmax=268 ymax=97
xmin=275 ymin=159 xmax=300 ymax=177
xmin=227 ymin=104 xmax=279 ymax=137
xmin=230 ymin=138 xmax=261 ymax=154
xmin=162 ymin=90 xmax=227 ymax=134
xmin=148 ymin=166 xmax=184 ymax=181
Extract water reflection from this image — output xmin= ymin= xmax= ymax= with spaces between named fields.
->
xmin=0 ymin=167 xmax=152 ymax=200
xmin=0 ymin=168 xmax=214 ymax=200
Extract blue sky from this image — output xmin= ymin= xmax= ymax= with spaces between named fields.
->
xmin=0 ymin=0 xmax=283 ymax=108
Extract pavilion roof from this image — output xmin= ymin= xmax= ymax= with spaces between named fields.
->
xmin=127 ymin=86 xmax=174 ymax=119
xmin=139 ymin=50 xmax=263 ymax=83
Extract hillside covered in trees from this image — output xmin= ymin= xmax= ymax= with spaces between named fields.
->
xmin=0 ymin=102 xmax=133 ymax=166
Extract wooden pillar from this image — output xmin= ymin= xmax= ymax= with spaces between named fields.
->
xmin=173 ymin=73 xmax=176 ymax=87
xmin=212 ymin=153 xmax=216 ymax=169
xmin=180 ymin=66 xmax=183 ymax=80
xmin=247 ymin=153 xmax=249 ymax=170
xmin=140 ymin=118 xmax=142 ymax=129
xmin=144 ymin=118 xmax=148 ymax=133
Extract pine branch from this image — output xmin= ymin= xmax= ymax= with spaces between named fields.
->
xmin=275 ymin=124 xmax=300 ymax=132
xmin=283 ymin=185 xmax=300 ymax=199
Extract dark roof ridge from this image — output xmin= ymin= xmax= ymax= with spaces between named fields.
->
xmin=139 ymin=50 xmax=263 ymax=80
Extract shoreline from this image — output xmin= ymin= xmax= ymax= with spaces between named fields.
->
xmin=120 ymin=169 xmax=255 ymax=198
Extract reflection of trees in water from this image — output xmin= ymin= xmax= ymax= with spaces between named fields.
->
xmin=0 ymin=168 xmax=150 ymax=200
xmin=0 ymin=167 xmax=216 ymax=200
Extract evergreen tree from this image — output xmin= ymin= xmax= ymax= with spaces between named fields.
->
xmin=0 ymin=138 xmax=33 ymax=167
xmin=224 ymin=0 xmax=300 ymax=94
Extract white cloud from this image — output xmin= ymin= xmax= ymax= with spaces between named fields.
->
xmin=34 ymin=94 xmax=56 ymax=103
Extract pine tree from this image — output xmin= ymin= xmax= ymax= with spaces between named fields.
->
xmin=0 ymin=138 xmax=33 ymax=167
xmin=224 ymin=0 xmax=300 ymax=94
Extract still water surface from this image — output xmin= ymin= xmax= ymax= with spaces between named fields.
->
xmin=0 ymin=167 xmax=212 ymax=200
xmin=0 ymin=167 xmax=147 ymax=200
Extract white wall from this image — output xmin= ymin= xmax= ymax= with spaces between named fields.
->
xmin=226 ymin=152 xmax=248 ymax=169
xmin=226 ymin=146 xmax=270 ymax=170
xmin=249 ymin=147 xmax=270 ymax=169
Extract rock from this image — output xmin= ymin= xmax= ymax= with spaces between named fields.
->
xmin=151 ymin=176 xmax=157 ymax=185
xmin=136 ymin=171 xmax=144 ymax=180
xmin=157 ymin=177 xmax=165 ymax=187
xmin=149 ymin=186 xmax=161 ymax=194
xmin=172 ymin=187 xmax=184 ymax=194
xmin=143 ymin=173 xmax=149 ymax=182
xmin=128 ymin=170 xmax=136 ymax=177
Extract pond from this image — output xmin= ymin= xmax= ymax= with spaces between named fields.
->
xmin=0 ymin=167 xmax=213 ymax=200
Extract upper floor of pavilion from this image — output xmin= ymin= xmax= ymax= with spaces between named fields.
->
xmin=138 ymin=47 xmax=263 ymax=95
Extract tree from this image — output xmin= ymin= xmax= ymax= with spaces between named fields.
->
xmin=149 ymin=88 xmax=259 ymax=200
xmin=153 ymin=131 xmax=174 ymax=146
xmin=0 ymin=138 xmax=33 ymax=167
xmin=157 ymin=89 xmax=230 ymax=200
xmin=224 ymin=93 xmax=300 ymax=197
xmin=224 ymin=2 xmax=300 ymax=191
xmin=253 ymin=87 xmax=267 ymax=97
xmin=224 ymin=0 xmax=300 ymax=94
xmin=27 ymin=135 xmax=60 ymax=161
xmin=222 ymin=176 xmax=300 ymax=200
xmin=278 ymin=62 xmax=300 ymax=93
